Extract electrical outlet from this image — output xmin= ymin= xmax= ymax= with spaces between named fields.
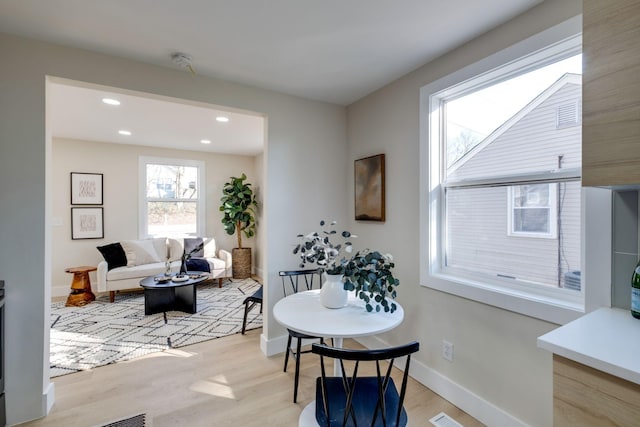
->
xmin=442 ymin=340 xmax=454 ymax=362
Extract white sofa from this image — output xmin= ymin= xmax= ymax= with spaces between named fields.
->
xmin=97 ymin=237 xmax=232 ymax=302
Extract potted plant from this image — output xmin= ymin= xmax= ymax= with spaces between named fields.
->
xmin=294 ymin=220 xmax=356 ymax=308
xmin=294 ymin=220 xmax=399 ymax=311
xmin=343 ymin=250 xmax=400 ymax=313
xmin=219 ymin=173 xmax=258 ymax=279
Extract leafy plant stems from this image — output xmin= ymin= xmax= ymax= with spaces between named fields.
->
xmin=219 ymin=173 xmax=258 ymax=248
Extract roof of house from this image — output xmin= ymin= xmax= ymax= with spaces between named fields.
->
xmin=447 ymin=73 xmax=581 ymax=175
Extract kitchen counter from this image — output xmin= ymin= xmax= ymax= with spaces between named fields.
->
xmin=537 ymin=307 xmax=640 ymax=385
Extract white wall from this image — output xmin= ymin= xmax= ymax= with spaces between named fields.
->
xmin=51 ymin=137 xmax=260 ymax=297
xmin=346 ymin=1 xmax=582 ymax=426
xmin=0 ymin=32 xmax=347 ymax=425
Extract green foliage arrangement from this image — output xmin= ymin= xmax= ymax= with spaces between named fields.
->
xmin=343 ymin=249 xmax=400 ymax=313
xmin=294 ymin=220 xmax=400 ymax=313
xmin=219 ymin=173 xmax=258 ymax=248
xmin=294 ymin=220 xmax=355 ymax=275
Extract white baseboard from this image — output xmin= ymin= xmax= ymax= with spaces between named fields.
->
xmin=261 ymin=332 xmax=288 ymax=357
xmin=51 ymin=286 xmax=69 ymax=298
xmin=43 ymin=381 xmax=55 ymax=415
xmin=355 ymin=335 xmax=526 ymax=427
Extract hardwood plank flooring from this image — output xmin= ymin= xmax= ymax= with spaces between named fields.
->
xmin=18 ymin=329 xmax=484 ymax=426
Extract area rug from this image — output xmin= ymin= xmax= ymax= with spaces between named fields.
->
xmin=50 ymin=278 xmax=262 ymax=377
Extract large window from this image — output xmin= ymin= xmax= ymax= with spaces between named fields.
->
xmin=420 ymin=23 xmax=587 ymax=323
xmin=139 ymin=157 xmax=205 ymax=238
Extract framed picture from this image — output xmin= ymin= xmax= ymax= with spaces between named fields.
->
xmin=354 ymin=154 xmax=385 ymax=222
xmin=71 ymin=207 xmax=104 ymax=240
xmin=71 ymin=172 xmax=103 ymax=205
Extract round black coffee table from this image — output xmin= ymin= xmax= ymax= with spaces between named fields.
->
xmin=140 ymin=273 xmax=208 ymax=315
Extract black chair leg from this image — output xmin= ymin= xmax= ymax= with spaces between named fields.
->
xmin=241 ymin=302 xmax=251 ymax=335
xmin=293 ymin=337 xmax=302 ymax=403
xmin=283 ymin=334 xmax=293 ymax=372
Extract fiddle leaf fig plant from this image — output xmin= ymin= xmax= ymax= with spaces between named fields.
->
xmin=219 ymin=173 xmax=258 ymax=248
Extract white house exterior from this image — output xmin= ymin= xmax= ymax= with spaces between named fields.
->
xmin=445 ymin=73 xmax=581 ymax=290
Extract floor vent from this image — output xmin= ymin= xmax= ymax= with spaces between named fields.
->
xmin=429 ymin=412 xmax=464 ymax=427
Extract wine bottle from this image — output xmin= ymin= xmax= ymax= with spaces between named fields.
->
xmin=632 ymin=260 xmax=640 ymax=319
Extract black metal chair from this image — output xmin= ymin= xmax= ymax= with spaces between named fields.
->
xmin=311 ymin=341 xmax=420 ymax=427
xmin=280 ymin=268 xmax=324 ymax=403
xmin=241 ymin=285 xmax=263 ymax=335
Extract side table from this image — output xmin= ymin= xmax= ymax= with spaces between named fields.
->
xmin=65 ymin=266 xmax=97 ymax=307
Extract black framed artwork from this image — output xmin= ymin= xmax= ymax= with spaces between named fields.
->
xmin=70 ymin=172 xmax=103 ymax=205
xmin=71 ymin=207 xmax=104 ymax=240
xmin=354 ymin=154 xmax=385 ymax=222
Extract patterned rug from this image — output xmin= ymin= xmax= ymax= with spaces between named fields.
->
xmin=50 ymin=278 xmax=262 ymax=377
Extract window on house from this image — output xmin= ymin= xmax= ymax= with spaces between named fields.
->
xmin=421 ymin=29 xmax=584 ymax=320
xmin=139 ymin=157 xmax=205 ymax=238
xmin=508 ymin=183 xmax=557 ymax=237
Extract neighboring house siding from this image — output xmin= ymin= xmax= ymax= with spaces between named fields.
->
xmin=446 ymin=80 xmax=581 ymax=289
xmin=448 ymin=83 xmax=581 ymax=181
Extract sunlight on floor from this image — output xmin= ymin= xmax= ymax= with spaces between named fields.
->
xmin=190 ymin=375 xmax=236 ymax=399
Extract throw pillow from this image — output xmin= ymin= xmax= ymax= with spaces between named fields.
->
xmin=96 ymin=242 xmax=127 ymax=271
xmin=121 ymin=239 xmax=162 ymax=266
xmin=184 ymin=237 xmax=204 ymax=257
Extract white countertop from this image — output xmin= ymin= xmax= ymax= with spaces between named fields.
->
xmin=537 ymin=307 xmax=640 ymax=384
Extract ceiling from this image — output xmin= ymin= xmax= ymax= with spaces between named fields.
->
xmin=1 ymin=0 xmax=542 ymax=154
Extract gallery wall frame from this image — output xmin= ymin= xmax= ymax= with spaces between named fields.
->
xmin=354 ymin=153 xmax=385 ymax=222
xmin=71 ymin=207 xmax=104 ymax=240
xmin=71 ymin=172 xmax=103 ymax=205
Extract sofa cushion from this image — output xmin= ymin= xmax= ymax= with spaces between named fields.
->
xmin=207 ymin=257 xmax=227 ymax=272
xmin=97 ymin=242 xmax=127 ymax=271
xmin=184 ymin=237 xmax=204 ymax=257
xmin=106 ymin=262 xmax=168 ymax=281
xmin=121 ymin=239 xmax=162 ymax=266
xmin=203 ymin=238 xmax=217 ymax=259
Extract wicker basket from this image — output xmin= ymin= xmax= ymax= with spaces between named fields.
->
xmin=232 ymin=248 xmax=252 ymax=279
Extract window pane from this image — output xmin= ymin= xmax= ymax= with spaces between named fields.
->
xmin=445 ymin=181 xmax=581 ymax=289
xmin=514 ymin=184 xmax=550 ymax=207
xmin=513 ymin=208 xmax=550 ymax=233
xmin=147 ymin=201 xmax=197 ymax=236
xmin=146 ymin=164 xmax=198 ymax=199
xmin=445 ymin=55 xmax=582 ymax=176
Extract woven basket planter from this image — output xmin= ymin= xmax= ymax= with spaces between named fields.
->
xmin=232 ymin=247 xmax=252 ymax=279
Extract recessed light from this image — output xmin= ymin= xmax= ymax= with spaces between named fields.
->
xmin=118 ymin=130 xmax=132 ymax=136
xmin=200 ymin=139 xmax=211 ymax=144
xmin=216 ymin=116 xmax=229 ymax=123
xmin=102 ymin=98 xmax=121 ymax=106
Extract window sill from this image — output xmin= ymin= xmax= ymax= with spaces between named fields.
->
xmin=422 ymin=272 xmax=584 ymax=325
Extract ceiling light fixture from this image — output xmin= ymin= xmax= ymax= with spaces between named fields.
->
xmin=216 ymin=116 xmax=229 ymax=123
xmin=201 ymin=139 xmax=211 ymax=144
xmin=118 ymin=130 xmax=132 ymax=136
xmin=171 ymin=52 xmax=196 ymax=75
xmin=102 ymin=97 xmax=121 ymax=106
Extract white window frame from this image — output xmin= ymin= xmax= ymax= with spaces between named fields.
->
xmin=138 ymin=156 xmax=205 ymax=239
xmin=419 ymin=17 xmax=612 ymax=325
xmin=507 ymin=183 xmax=558 ymax=238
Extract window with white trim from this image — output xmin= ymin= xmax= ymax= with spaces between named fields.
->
xmin=420 ymin=25 xmax=585 ymax=322
xmin=139 ymin=157 xmax=205 ymax=238
xmin=508 ymin=183 xmax=557 ymax=238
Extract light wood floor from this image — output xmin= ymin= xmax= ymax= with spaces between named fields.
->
xmin=18 ymin=329 xmax=483 ymax=426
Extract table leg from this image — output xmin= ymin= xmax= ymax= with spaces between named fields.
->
xmin=333 ymin=337 xmax=343 ymax=376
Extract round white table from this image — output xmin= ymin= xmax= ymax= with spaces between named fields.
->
xmin=273 ymin=289 xmax=404 ymax=345
xmin=273 ymin=289 xmax=405 ymax=427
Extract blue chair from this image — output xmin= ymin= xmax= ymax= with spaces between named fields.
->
xmin=312 ymin=341 xmax=420 ymax=427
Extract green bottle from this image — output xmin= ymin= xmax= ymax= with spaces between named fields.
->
xmin=632 ymin=260 xmax=640 ymax=319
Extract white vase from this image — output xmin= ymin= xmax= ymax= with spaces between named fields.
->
xmin=320 ymin=273 xmax=348 ymax=309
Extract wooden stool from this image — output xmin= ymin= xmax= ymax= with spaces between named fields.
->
xmin=65 ymin=266 xmax=97 ymax=307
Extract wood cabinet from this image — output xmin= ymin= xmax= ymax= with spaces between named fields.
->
xmin=553 ymin=355 xmax=640 ymax=426
xmin=582 ymin=0 xmax=640 ymax=186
